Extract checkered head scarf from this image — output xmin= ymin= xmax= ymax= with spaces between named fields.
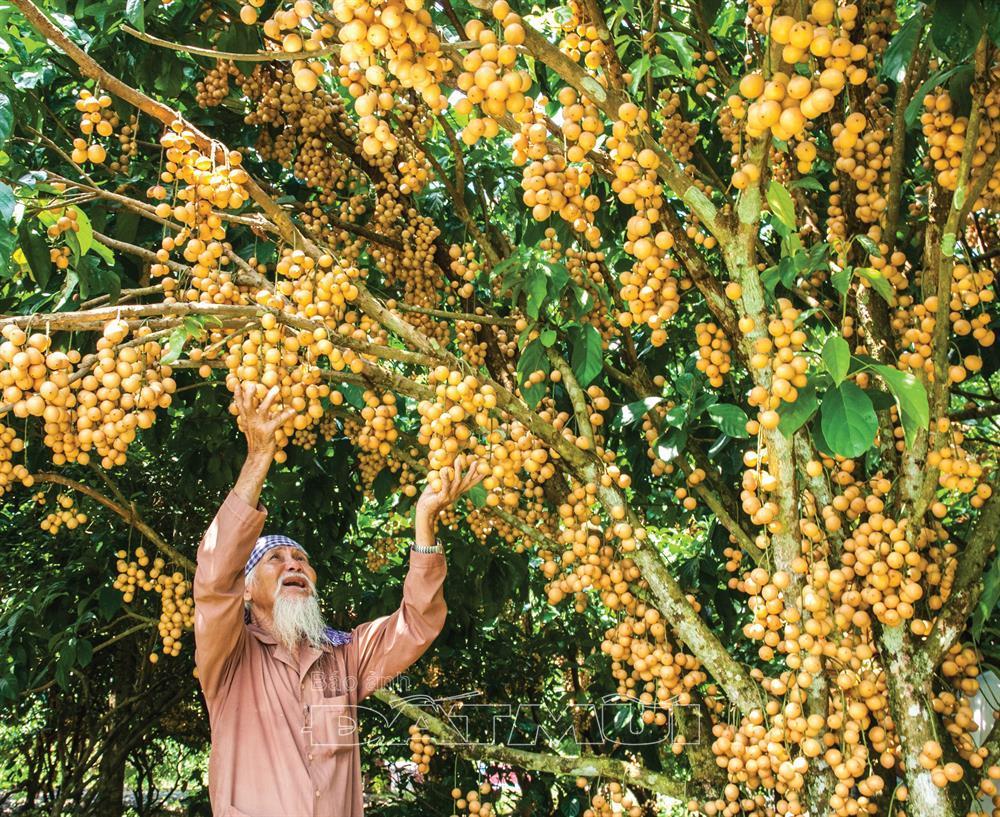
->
xmin=244 ymin=534 xmax=352 ymax=646
xmin=245 ymin=534 xmax=308 ymax=576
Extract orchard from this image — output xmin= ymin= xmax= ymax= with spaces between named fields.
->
xmin=1 ymin=0 xmax=1000 ymax=815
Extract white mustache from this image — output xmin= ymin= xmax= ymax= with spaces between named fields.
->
xmin=276 ymin=573 xmax=315 ymax=594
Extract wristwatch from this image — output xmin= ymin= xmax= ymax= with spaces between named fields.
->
xmin=411 ymin=542 xmax=444 ymax=554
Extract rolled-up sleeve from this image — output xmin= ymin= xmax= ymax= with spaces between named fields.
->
xmin=193 ymin=490 xmax=267 ymax=701
xmin=354 ymin=550 xmax=447 ymax=700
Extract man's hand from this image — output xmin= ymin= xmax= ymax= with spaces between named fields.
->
xmin=233 ymin=383 xmax=296 ymax=461
xmin=230 ymin=383 xmax=296 ymax=509
xmin=414 ymin=456 xmax=487 ymax=548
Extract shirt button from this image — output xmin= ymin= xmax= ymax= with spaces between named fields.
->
xmin=315 ymin=790 xmax=321 ymax=798
xmin=308 ymin=753 xmax=314 ymax=761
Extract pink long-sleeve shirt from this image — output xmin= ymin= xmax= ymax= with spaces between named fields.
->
xmin=193 ymin=490 xmax=447 ymax=817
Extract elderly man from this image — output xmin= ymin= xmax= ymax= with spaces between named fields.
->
xmin=194 ymin=383 xmax=483 ymax=817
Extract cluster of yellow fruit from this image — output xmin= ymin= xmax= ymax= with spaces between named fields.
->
xmin=114 ymin=546 xmax=193 ymax=662
xmin=558 ymin=0 xmax=607 ymax=71
xmin=146 ymin=123 xmax=250 ymax=306
xmin=455 ymin=8 xmax=531 ymax=146
xmin=357 ymin=390 xmax=399 ymax=459
xmin=273 ymin=248 xmax=362 ymax=317
xmin=745 ymin=299 xmax=809 ymax=434
xmin=729 ymin=1 xmax=870 ymax=186
xmin=0 ymin=321 xmax=174 ymax=470
xmin=927 ymin=419 xmax=992 ymax=505
xmin=219 ymin=317 xmax=339 ymax=464
xmin=416 ymin=367 xmax=495 ymax=490
xmin=39 ymin=493 xmax=87 ymax=534
xmin=195 ymin=60 xmax=241 ymax=107
xmin=70 ymin=89 xmax=117 ymax=164
xmin=451 ymin=783 xmax=495 ymax=817
xmin=659 ymin=92 xmax=700 ymax=163
xmin=513 ymin=88 xmax=602 ymax=244
xmin=921 ymin=86 xmax=1000 ymax=207
xmin=703 ymin=441 xmax=1000 ymax=817
xmin=328 ymin=0 xmax=451 ymax=156
xmin=583 ymin=782 xmax=642 ymax=817
xmin=675 ymin=466 xmax=706 ymax=511
xmin=695 ymin=322 xmax=732 ymax=388
xmin=406 ymin=724 xmax=434 ymax=775
xmin=608 ymin=105 xmax=683 ymax=346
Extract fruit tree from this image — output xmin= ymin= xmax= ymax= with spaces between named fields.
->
xmin=2 ymin=0 xmax=1000 ymax=815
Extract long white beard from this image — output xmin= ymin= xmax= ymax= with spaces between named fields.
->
xmin=270 ymin=578 xmax=328 ymax=653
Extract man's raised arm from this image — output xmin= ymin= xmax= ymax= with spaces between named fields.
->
xmin=193 ymin=383 xmax=295 ymax=701
xmin=355 ymin=457 xmax=485 ymax=699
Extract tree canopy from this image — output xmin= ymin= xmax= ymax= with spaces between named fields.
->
xmin=2 ymin=0 xmax=1000 ymax=815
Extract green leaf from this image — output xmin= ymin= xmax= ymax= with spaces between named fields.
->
xmin=905 ymin=65 xmax=969 ymax=128
xmin=664 ymin=405 xmax=687 ymax=428
xmin=820 ymin=381 xmax=878 ymax=458
xmin=628 ymin=54 xmax=651 ymax=94
xmin=18 ymin=220 xmax=51 ymax=288
xmin=778 ymin=380 xmax=820 ymax=436
xmin=516 ymin=339 xmax=549 ymax=406
xmin=931 ymin=0 xmax=982 ymax=61
xmin=69 ymin=206 xmax=92 ymax=256
xmin=973 ymin=556 xmax=1000 ymax=638
xmin=90 ymin=240 xmax=114 ymax=266
xmin=873 ymin=364 xmax=930 ymax=446
xmin=0 ymin=94 xmax=12 ymax=151
xmin=612 ymin=396 xmax=663 ymax=430
xmin=832 ymin=265 xmax=853 ymax=295
xmin=707 ymin=404 xmax=750 ymax=438
xmin=465 ymin=483 xmax=487 ymax=508
xmin=0 ymin=227 xmax=16 ymax=279
xmin=125 ymin=0 xmax=145 ymax=30
xmin=766 ymin=180 xmax=796 ymax=232
xmin=0 ymin=182 xmax=15 ymax=223
xmin=654 ymin=428 xmax=687 ymax=462
xmin=524 ymin=266 xmax=547 ymax=319
xmin=822 ymin=336 xmax=850 ymax=384
xmin=539 ymin=329 xmax=556 ymax=347
xmin=570 ymin=325 xmax=603 ymax=388
xmin=855 ymin=267 xmax=895 ymax=304
xmin=880 ymin=12 xmax=923 ymax=83
xmin=76 ymin=639 xmax=93 ymax=668
xmin=790 ymin=176 xmax=826 ymax=192
xmin=161 ymin=325 xmax=191 ymax=365
xmin=854 ymin=234 xmax=882 ymax=258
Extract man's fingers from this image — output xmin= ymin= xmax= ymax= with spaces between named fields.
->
xmin=449 ymin=459 xmax=465 ymax=497
xmin=457 ymin=461 xmax=481 ymax=493
xmin=259 ymin=385 xmax=280 ymax=415
xmin=232 ymin=382 xmax=245 ymax=417
xmin=242 ymin=380 xmax=256 ymax=413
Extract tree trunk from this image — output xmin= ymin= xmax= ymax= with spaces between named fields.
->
xmin=882 ymin=626 xmax=957 ymax=817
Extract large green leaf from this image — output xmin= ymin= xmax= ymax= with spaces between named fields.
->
xmin=612 ymin=396 xmax=664 ymax=430
xmin=0 ymin=227 xmax=16 ymax=279
xmin=973 ymin=555 xmax=1000 ymax=638
xmin=778 ymin=380 xmax=820 ymax=436
xmin=822 ymin=336 xmax=850 ymax=384
xmin=569 ymin=324 xmax=603 ymax=388
xmin=0 ymin=94 xmax=12 ymax=151
xmin=874 ymin=364 xmax=930 ymax=446
xmin=0 ymin=182 xmax=15 ymax=223
xmin=820 ymin=381 xmax=878 ymax=458
xmin=19 ymin=221 xmax=52 ymax=289
xmin=706 ymin=403 xmax=750 ymax=438
xmin=880 ymin=12 xmax=923 ymax=83
xmin=125 ymin=0 xmax=145 ymax=31
xmin=931 ymin=0 xmax=982 ymax=61
xmin=69 ymin=206 xmax=93 ymax=256
xmin=766 ymin=180 xmax=796 ymax=233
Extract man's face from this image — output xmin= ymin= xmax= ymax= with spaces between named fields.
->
xmin=245 ymin=546 xmax=318 ymax=613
